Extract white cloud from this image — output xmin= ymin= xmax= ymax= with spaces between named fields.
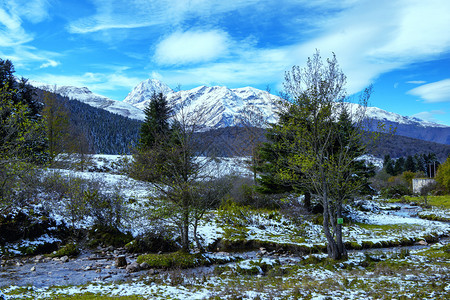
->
xmin=68 ymin=0 xmax=261 ymax=34
xmin=407 ymin=79 xmax=450 ymax=103
xmin=6 ymin=0 xmax=50 ymax=23
xmin=154 ymin=30 xmax=230 ymax=65
xmin=40 ymin=60 xmax=59 ymax=68
xmin=0 ymin=1 xmax=59 ymax=69
xmin=276 ymin=0 xmax=450 ymax=94
xmin=411 ymin=110 xmax=445 ymax=123
xmin=406 ymin=81 xmax=427 ymax=85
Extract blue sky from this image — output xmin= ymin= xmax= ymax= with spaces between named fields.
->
xmin=1 ymin=0 xmax=450 ymax=125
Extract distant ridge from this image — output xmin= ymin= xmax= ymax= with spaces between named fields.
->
xmin=31 ymin=78 xmax=450 ymax=145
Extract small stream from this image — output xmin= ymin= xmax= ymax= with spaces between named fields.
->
xmin=0 ymin=251 xmax=141 ymax=288
xmin=1 ymin=202 xmax=448 ymax=289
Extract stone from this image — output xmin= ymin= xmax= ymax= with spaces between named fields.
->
xmin=417 ymin=240 xmax=428 ymax=246
xmin=30 ymin=266 xmax=36 ymax=272
xmin=126 ymin=262 xmax=140 ymax=273
xmin=35 ymin=255 xmax=44 ymax=261
xmin=61 ymin=256 xmax=69 ymax=263
xmin=148 ymin=269 xmax=159 ymax=275
xmin=115 ymin=255 xmax=127 ymax=268
xmin=140 ymin=262 xmax=150 ymax=270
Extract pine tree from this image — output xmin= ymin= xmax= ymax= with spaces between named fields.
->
xmin=139 ymin=92 xmax=172 ymax=150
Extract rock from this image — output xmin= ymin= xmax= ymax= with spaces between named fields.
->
xmin=35 ymin=255 xmax=44 ymax=262
xmin=140 ymin=262 xmax=150 ymax=270
xmin=115 ymin=255 xmax=127 ymax=268
xmin=258 ymin=247 xmax=268 ymax=256
xmin=148 ymin=269 xmax=159 ymax=275
xmin=30 ymin=266 xmax=36 ymax=272
xmin=417 ymin=240 xmax=428 ymax=246
xmin=126 ymin=262 xmax=141 ymax=273
xmin=61 ymin=256 xmax=69 ymax=263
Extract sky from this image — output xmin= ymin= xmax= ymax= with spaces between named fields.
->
xmin=1 ymin=0 xmax=450 ymax=125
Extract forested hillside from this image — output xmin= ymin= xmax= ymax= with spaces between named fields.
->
xmin=35 ymin=89 xmax=142 ymax=154
xmin=194 ymin=126 xmax=450 ymax=161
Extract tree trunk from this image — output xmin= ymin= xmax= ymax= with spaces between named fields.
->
xmin=181 ymin=195 xmax=190 ymax=253
xmin=193 ymin=216 xmax=205 ymax=253
xmin=322 ymin=190 xmax=339 ymax=259
xmin=304 ymin=191 xmax=311 ymax=211
xmin=335 ymin=202 xmax=347 ymax=259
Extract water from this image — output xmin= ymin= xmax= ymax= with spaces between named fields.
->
xmin=0 ymin=251 xmax=140 ymax=288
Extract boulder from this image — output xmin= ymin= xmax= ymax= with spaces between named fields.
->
xmin=126 ymin=262 xmax=140 ymax=273
xmin=115 ymin=255 xmax=127 ymax=268
xmin=139 ymin=262 xmax=150 ymax=270
xmin=417 ymin=240 xmax=428 ymax=246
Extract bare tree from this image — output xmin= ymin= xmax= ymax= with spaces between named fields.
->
xmin=132 ymin=97 xmax=218 ymax=252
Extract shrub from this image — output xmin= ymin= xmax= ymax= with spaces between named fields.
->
xmin=380 ymin=184 xmax=410 ymax=199
xmin=136 ymin=251 xmax=208 ymax=269
xmin=87 ymin=225 xmax=132 ymax=248
xmin=51 ymin=243 xmax=80 ymax=257
xmin=40 ymin=172 xmax=127 ymax=229
xmin=125 ymin=229 xmax=179 ymax=253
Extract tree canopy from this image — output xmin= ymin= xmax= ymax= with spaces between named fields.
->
xmin=268 ymin=50 xmax=374 ymax=260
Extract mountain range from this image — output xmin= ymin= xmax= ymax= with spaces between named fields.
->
xmin=31 ymin=79 xmax=450 ymax=145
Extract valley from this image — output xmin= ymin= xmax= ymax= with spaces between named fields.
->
xmin=1 ymin=155 xmax=449 ymax=299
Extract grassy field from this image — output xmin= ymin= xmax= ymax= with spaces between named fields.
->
xmin=390 ymin=195 xmax=450 ymax=209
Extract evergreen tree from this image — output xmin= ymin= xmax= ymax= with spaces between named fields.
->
xmin=394 ymin=157 xmax=405 ymax=175
xmin=42 ymin=91 xmax=71 ymax=163
xmin=404 ymin=155 xmax=416 ymax=172
xmin=139 ymin=92 xmax=172 ymax=150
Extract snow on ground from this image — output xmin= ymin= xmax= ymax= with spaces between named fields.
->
xmin=2 ymin=155 xmax=449 ymax=299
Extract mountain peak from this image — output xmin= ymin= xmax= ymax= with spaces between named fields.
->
xmin=123 ymin=79 xmax=173 ymax=108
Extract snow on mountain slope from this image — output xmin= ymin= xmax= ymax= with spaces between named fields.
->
xmin=30 ymin=78 xmax=449 ymax=144
xmin=347 ymin=103 xmax=448 ymax=128
xmin=123 ymin=79 xmax=173 ymax=110
xmin=166 ymin=85 xmax=281 ymax=128
xmin=30 ymin=81 xmax=145 ymax=120
xmin=124 ymin=79 xmax=448 ymax=130
xmin=123 ymin=80 xmax=282 ymax=128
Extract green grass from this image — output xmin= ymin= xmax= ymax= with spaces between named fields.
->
xmin=136 ymin=251 xmax=233 ymax=269
xmin=44 ymin=295 xmax=145 ymax=299
xmin=387 ymin=195 xmax=450 ymax=209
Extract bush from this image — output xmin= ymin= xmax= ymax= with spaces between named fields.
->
xmin=40 ymin=171 xmax=127 ymax=229
xmin=224 ymin=175 xmax=281 ymax=209
xmin=51 ymin=243 xmax=80 ymax=257
xmin=125 ymin=229 xmax=179 ymax=253
xmin=381 ymin=184 xmax=410 ymax=199
xmin=0 ymin=162 xmax=41 ymax=212
xmin=87 ymin=225 xmax=132 ymax=248
xmin=136 ymin=251 xmax=208 ymax=269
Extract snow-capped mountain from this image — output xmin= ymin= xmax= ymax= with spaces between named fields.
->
xmin=30 ymin=78 xmax=450 ymax=145
xmin=168 ymin=85 xmax=281 ymax=128
xmin=30 ymin=81 xmax=145 ymax=120
xmin=122 ymin=79 xmax=281 ymax=128
xmin=123 ymin=79 xmax=173 ymax=110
